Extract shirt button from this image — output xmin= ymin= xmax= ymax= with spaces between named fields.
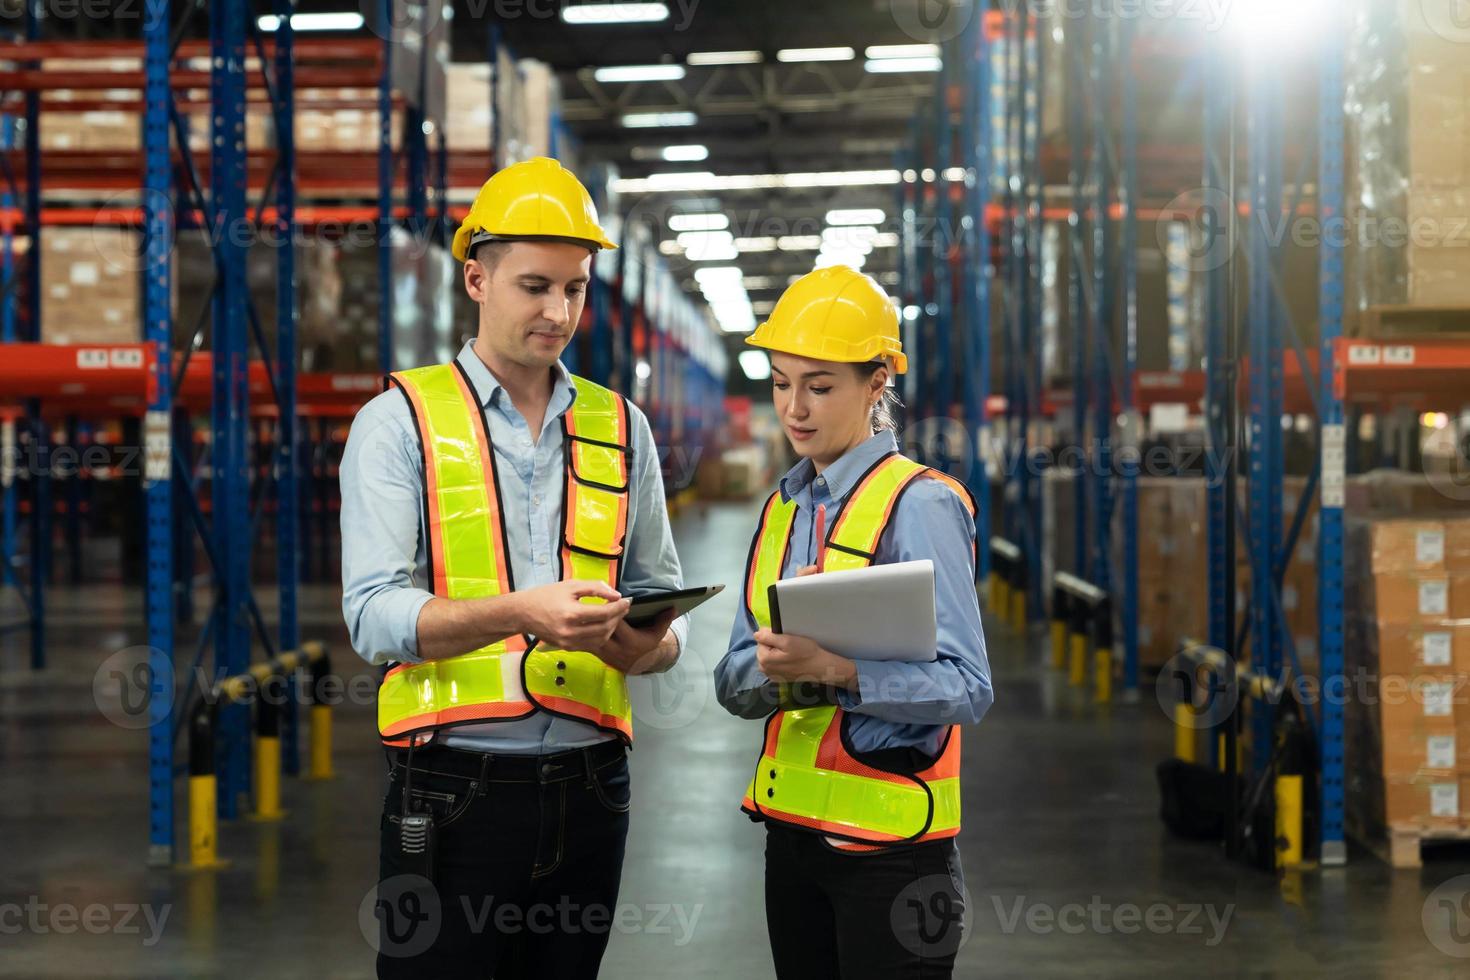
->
xmin=536 ymin=555 xmax=547 ymax=565
xmin=815 ymin=477 xmax=825 ymax=487
xmin=532 ymin=495 xmax=543 ymax=507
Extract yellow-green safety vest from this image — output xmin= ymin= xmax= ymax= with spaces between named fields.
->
xmin=740 ymin=452 xmax=975 ymax=851
xmin=376 ymin=361 xmax=635 ymax=746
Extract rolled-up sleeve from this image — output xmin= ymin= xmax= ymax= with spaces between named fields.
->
xmin=617 ymin=403 xmax=690 ymax=655
xmin=715 ymin=584 xmax=782 ymax=719
xmin=834 ymin=478 xmax=994 ymax=726
xmin=339 ymin=391 xmax=435 ymax=666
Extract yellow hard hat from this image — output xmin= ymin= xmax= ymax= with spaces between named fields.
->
xmin=745 ymin=265 xmax=907 ymax=374
xmin=451 ymin=157 xmax=618 ymax=262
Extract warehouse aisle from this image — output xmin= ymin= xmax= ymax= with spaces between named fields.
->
xmin=2 ymin=500 xmax=1469 ymax=978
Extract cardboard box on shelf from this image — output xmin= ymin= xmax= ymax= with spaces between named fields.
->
xmin=1354 ymin=519 xmax=1449 ymax=574
xmin=1360 ymin=622 xmax=1470 ymax=676
xmin=37 ymin=228 xmax=140 ymax=345
xmin=1448 ymin=518 xmax=1470 ymax=570
xmin=1383 ymin=774 xmax=1462 ymax=827
xmin=1356 ymin=573 xmax=1456 ymax=624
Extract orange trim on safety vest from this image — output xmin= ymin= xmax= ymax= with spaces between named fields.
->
xmin=533 ymin=693 xmax=633 ymax=741
xmin=381 ymin=699 xmax=537 ymax=740
xmin=394 ymin=376 xmax=447 ymax=596
xmin=451 ymin=364 xmax=514 ymax=598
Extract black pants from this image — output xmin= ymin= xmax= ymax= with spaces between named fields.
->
xmin=375 ymin=741 xmax=631 ymax=979
xmin=764 ymin=826 xmax=965 ymax=980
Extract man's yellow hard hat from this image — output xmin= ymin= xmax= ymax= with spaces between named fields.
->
xmin=745 ymin=265 xmax=907 ymax=374
xmin=451 ymin=157 xmax=618 ymax=262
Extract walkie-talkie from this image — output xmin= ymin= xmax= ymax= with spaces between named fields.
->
xmin=397 ymin=742 xmax=436 ymax=880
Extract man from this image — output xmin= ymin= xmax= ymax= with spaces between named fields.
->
xmin=340 ymin=157 xmax=687 ymax=977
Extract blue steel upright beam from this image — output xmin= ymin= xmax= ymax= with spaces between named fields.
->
xmin=0 ymin=104 xmax=14 ymax=597
xmin=143 ymin=0 xmax=175 ymax=866
xmin=1203 ymin=34 xmax=1230 ymax=660
xmin=1316 ymin=28 xmax=1347 ymax=867
xmin=1118 ymin=18 xmax=1140 ymax=693
xmin=1089 ymin=18 xmax=1114 ymax=601
xmin=1246 ymin=51 xmax=1284 ymax=778
xmin=211 ymin=0 xmax=252 ymax=818
xmin=377 ymin=0 xmax=394 ymax=374
xmin=273 ymin=0 xmax=300 ymax=776
xmin=966 ymin=2 xmax=992 ymax=587
xmin=1022 ymin=18 xmax=1043 ymax=616
xmin=24 ymin=0 xmax=45 ymax=670
xmin=1066 ymin=25 xmax=1089 ymax=581
xmin=933 ymin=51 xmax=954 ymax=427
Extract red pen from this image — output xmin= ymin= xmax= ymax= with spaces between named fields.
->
xmin=814 ymin=503 xmax=827 ymax=572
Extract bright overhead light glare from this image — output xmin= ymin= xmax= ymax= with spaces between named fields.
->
xmin=865 ymin=44 xmax=940 ymax=59
xmin=776 ymin=46 xmax=855 ymax=63
xmin=593 ymin=64 xmax=686 ymax=83
xmin=669 ymin=213 xmax=728 ymax=232
xmin=1224 ymin=0 xmax=1330 ymax=52
xmin=661 ymin=144 xmax=708 ymax=161
xmin=870 ymin=232 xmax=900 ymax=248
xmin=644 ymin=170 xmax=714 ymax=189
xmin=777 ymin=235 xmax=822 ymax=252
xmin=611 ymin=169 xmax=901 ymax=193
xmin=635 ymin=360 xmax=652 ymax=382
xmin=826 ymin=208 xmax=885 ymax=226
xmin=733 ymin=237 xmax=778 ymax=252
xmin=739 ymin=350 xmax=772 ymax=378
xmin=903 ymin=305 xmax=920 ymax=320
xmin=751 ymin=301 xmax=776 ymax=315
xmin=864 ymin=57 xmax=942 ymax=74
xmin=257 ymin=12 xmax=365 ymax=31
xmin=562 ymin=2 xmax=669 ymax=25
xmin=621 ymin=111 xmax=697 ymax=128
xmin=688 ymin=50 xmax=762 ymax=65
xmin=942 ymin=167 xmax=967 ymax=181
xmin=741 ymin=276 xmax=779 ymax=290
xmin=695 ymin=266 xmax=744 ymax=284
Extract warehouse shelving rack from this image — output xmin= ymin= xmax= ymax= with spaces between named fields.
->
xmin=0 ymin=1 xmax=446 ymax=865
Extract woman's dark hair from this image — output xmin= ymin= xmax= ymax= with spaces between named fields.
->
xmin=854 ymin=360 xmax=902 ymax=432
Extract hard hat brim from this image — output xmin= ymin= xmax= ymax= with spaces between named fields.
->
xmin=456 ymin=230 xmax=618 ymax=263
xmin=745 ymin=329 xmax=908 ymax=375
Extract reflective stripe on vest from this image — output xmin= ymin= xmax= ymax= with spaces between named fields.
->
xmin=377 ymin=362 xmax=634 ymax=745
xmin=739 ymin=452 xmax=973 ymax=849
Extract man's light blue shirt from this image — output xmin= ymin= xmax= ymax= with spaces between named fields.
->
xmin=340 ymin=340 xmax=687 ymax=754
xmin=714 ymin=431 xmax=993 ymax=756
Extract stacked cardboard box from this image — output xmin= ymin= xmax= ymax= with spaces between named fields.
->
xmin=37 ymin=228 xmax=140 ymax=345
xmin=1346 ymin=516 xmax=1470 ymax=834
xmin=1131 ymin=478 xmax=1209 ymax=668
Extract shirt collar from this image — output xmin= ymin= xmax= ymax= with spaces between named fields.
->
xmin=454 ymin=339 xmax=576 ymax=415
xmin=778 ymin=430 xmax=899 ymax=505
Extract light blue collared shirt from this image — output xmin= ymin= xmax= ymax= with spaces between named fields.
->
xmin=714 ymin=431 xmax=993 ymax=756
xmin=340 ymin=341 xmax=687 ymax=754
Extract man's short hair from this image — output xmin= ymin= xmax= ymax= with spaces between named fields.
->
xmin=468 ymin=238 xmax=512 ymax=273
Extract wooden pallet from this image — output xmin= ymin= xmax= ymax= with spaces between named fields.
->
xmin=1356 ymin=305 xmax=1470 ymax=341
xmin=1351 ymin=822 xmax=1470 ymax=869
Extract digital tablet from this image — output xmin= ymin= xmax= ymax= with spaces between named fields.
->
xmin=624 ymin=585 xmax=725 ymax=628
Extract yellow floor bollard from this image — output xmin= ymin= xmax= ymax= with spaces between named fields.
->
xmin=1068 ymin=633 xmax=1087 ymax=687
xmin=993 ymin=579 xmax=1009 ymax=618
xmin=189 ymin=774 xmax=221 ymax=868
xmin=309 ymin=704 xmax=335 ymax=780
xmin=1174 ymin=703 xmax=1196 ymax=762
xmin=1050 ymin=620 xmax=1066 ymax=670
xmin=1094 ymin=645 xmax=1113 ymax=703
xmin=253 ymin=735 xmax=284 ymax=821
xmin=1275 ymin=774 xmax=1304 ymax=867
xmin=1011 ymin=591 xmax=1026 ymax=631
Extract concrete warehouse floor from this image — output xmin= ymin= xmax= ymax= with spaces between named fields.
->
xmin=2 ymin=499 xmax=1469 ymax=978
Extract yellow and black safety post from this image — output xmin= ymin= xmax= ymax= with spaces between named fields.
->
xmin=1092 ymin=595 xmax=1113 ymax=704
xmin=187 ymin=701 xmax=226 ymax=870
xmin=989 ymin=537 xmax=1025 ymax=628
xmin=1053 ymin=572 xmax=1103 ymax=690
xmin=251 ymin=672 xmax=286 ymax=822
xmin=1049 ymin=584 xmax=1069 ymax=670
xmin=306 ymin=646 xmax=335 ymax=781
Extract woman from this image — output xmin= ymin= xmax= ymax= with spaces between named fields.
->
xmin=715 ymin=265 xmax=994 ymax=979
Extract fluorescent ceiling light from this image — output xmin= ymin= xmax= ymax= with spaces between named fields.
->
xmin=776 ymin=47 xmax=855 ymax=63
xmin=878 ymin=272 xmax=900 ymax=286
xmin=658 ymin=240 xmax=683 ymax=255
xmin=739 ymin=350 xmax=772 ymax=378
xmin=903 ymin=305 xmax=920 ymax=320
xmin=562 ymin=3 xmax=669 ymax=25
xmin=733 ymin=237 xmax=778 ymax=252
xmin=670 ymin=213 xmax=728 ymax=232
xmin=942 ymin=167 xmax=967 ymax=181
xmin=1224 ymin=0 xmax=1330 ymax=51
xmin=676 ymin=230 xmax=734 ymax=249
xmin=257 ymin=12 xmax=365 ymax=31
xmin=594 ymin=64 xmax=686 ymax=83
xmin=612 ymin=170 xmax=901 ymax=194
xmin=777 ymin=235 xmax=822 ymax=252
xmin=644 ymin=171 xmax=714 ymax=189
xmin=864 ymin=57 xmax=942 ymax=74
xmin=741 ymin=276 xmax=779 ymax=290
xmin=688 ymin=50 xmax=762 ymax=65
xmin=870 ymin=232 xmax=900 ymax=248
xmin=621 ymin=111 xmax=697 ymax=128
xmin=826 ymin=208 xmax=885 ymax=226
xmin=865 ymin=44 xmax=940 ymax=59
xmin=815 ymin=251 xmax=865 ymax=271
xmin=661 ymin=144 xmax=708 ymax=161
xmin=694 ymin=266 xmax=743 ymax=284
xmin=751 ymin=301 xmax=777 ymax=315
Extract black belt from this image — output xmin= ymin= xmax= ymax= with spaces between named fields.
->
xmin=388 ymin=738 xmax=626 ymax=786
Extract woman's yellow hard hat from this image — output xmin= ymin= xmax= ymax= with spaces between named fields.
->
xmin=744 ymin=265 xmax=907 ymax=374
xmin=451 ymin=157 xmax=618 ymax=262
